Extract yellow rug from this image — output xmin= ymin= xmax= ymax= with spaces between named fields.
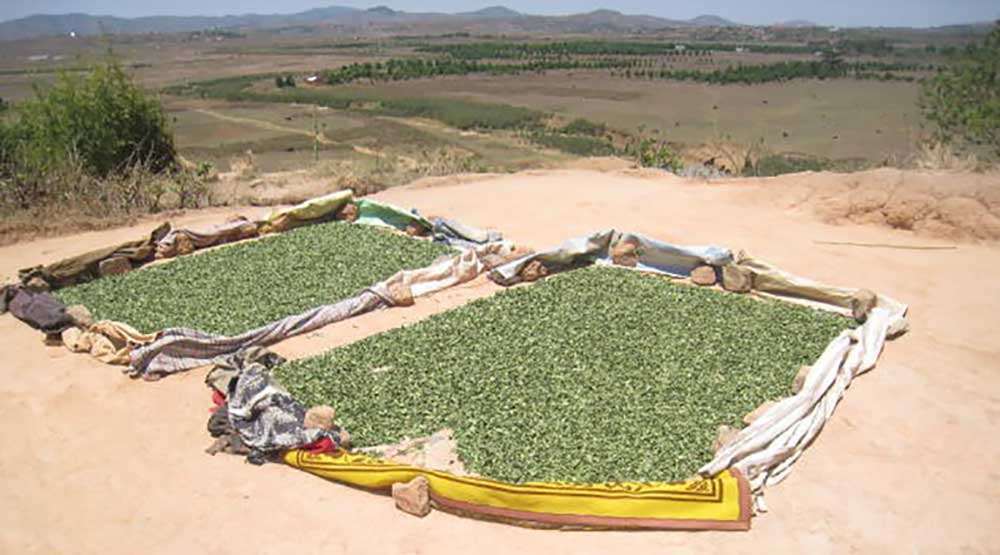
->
xmin=284 ymin=450 xmax=751 ymax=530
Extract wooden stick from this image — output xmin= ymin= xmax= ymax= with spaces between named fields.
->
xmin=813 ymin=240 xmax=957 ymax=251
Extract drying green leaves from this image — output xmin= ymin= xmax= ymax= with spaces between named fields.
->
xmin=55 ymin=222 xmax=452 ymax=335
xmin=278 ymin=265 xmax=851 ymax=484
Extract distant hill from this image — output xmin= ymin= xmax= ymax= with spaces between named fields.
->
xmin=0 ymin=5 xmax=745 ymax=41
xmin=777 ymin=19 xmax=822 ymax=28
xmin=458 ymin=6 xmax=522 ymax=19
xmin=689 ymin=14 xmax=738 ymax=27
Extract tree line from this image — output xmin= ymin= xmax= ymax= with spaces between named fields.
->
xmin=321 ymin=56 xmax=923 ymax=87
xmin=417 ymin=40 xmax=816 ymax=59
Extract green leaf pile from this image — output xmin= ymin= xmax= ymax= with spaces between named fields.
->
xmin=278 ymin=265 xmax=851 ymax=484
xmin=56 ymin=222 xmax=453 ymax=335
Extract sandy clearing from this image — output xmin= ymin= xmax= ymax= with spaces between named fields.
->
xmin=1 ymin=168 xmax=999 ymax=554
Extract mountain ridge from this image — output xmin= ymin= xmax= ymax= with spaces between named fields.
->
xmin=0 ymin=5 xmax=742 ymax=41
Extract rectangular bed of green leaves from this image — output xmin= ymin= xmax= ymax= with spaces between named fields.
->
xmin=56 ymin=222 xmax=453 ymax=335
xmin=278 ymin=265 xmax=851 ymax=484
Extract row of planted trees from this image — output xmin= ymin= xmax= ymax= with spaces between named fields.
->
xmin=320 ymin=56 xmax=923 ymax=87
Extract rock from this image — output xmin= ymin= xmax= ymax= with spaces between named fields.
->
xmin=713 ymin=425 xmax=738 ymax=453
xmin=392 ymin=476 xmax=431 ymax=518
xmin=338 ymin=429 xmax=352 ymax=449
xmin=386 ymin=280 xmax=415 ymax=307
xmin=405 ymin=223 xmax=427 ymax=237
xmin=520 ymin=260 xmax=548 ymax=282
xmin=175 ymin=234 xmax=195 ymax=256
xmin=337 ymin=203 xmax=359 ymax=222
xmin=721 ymin=264 xmax=753 ymax=293
xmin=65 ymin=305 xmax=94 ymax=329
xmin=304 ymin=406 xmax=336 ymax=430
xmin=98 ymin=256 xmax=132 ymax=277
xmin=743 ymin=400 xmax=777 ymax=426
xmin=792 ymin=365 xmax=811 ymax=394
xmin=690 ymin=265 xmax=717 ymax=286
xmin=850 ymin=289 xmax=878 ymax=322
xmin=25 ymin=276 xmax=50 ymax=292
xmin=610 ymin=240 xmax=639 ymax=267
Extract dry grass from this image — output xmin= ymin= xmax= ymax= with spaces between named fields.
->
xmin=912 ymin=141 xmax=981 ymax=172
xmin=0 ymin=162 xmax=212 ymax=247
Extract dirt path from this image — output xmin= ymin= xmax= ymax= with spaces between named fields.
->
xmin=194 ymin=108 xmax=424 ymax=168
xmin=193 ymin=108 xmax=339 ymax=145
xmin=1 ymin=169 xmax=998 ymax=554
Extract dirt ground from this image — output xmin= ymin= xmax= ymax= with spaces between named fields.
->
xmin=1 ymin=168 xmax=999 ymax=554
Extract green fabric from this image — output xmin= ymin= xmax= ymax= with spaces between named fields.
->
xmin=355 ymin=199 xmax=431 ymax=232
xmin=18 ymin=222 xmax=171 ymax=290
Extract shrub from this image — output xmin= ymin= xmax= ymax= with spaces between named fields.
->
xmin=561 ymin=118 xmax=606 ymax=137
xmin=920 ymin=21 xmax=1000 ymax=156
xmin=627 ymin=137 xmax=683 ymax=173
xmin=12 ymin=58 xmax=176 ymax=179
xmin=0 ymin=58 xmax=193 ymax=230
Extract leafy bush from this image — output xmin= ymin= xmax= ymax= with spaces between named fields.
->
xmin=627 ymin=137 xmax=683 ymax=172
xmin=920 ymin=21 xmax=999 ymax=156
xmin=12 ymin=59 xmax=176 ymax=178
xmin=1 ymin=58 xmax=178 ymax=213
xmin=561 ymin=118 xmax=606 ymax=137
xmin=278 ymin=266 xmax=849 ymax=483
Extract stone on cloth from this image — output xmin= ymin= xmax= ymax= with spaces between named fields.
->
xmin=392 ymin=476 xmax=432 ymax=518
xmin=65 ymin=305 xmax=94 ymax=328
xmin=721 ymin=264 xmax=753 ymax=293
xmin=304 ymin=406 xmax=337 ymax=430
xmin=98 ymin=257 xmax=132 ymax=277
xmin=691 ymin=265 xmax=717 ymax=286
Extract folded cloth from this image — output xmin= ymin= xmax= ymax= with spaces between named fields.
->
xmin=285 ymin=450 xmax=751 ymax=531
xmin=1 ymin=285 xmax=74 ymax=334
xmin=18 ymin=222 xmax=171 ymax=290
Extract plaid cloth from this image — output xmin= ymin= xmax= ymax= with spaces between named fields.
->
xmin=128 ymin=290 xmax=388 ymax=378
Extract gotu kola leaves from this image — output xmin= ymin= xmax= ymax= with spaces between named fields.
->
xmin=55 ymin=221 xmax=453 ymax=335
xmin=278 ymin=265 xmax=851 ymax=484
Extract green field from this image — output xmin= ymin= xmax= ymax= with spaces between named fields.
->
xmin=278 ymin=266 xmax=850 ymax=483
xmin=56 ymin=222 xmax=453 ymax=335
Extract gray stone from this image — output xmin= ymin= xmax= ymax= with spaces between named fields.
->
xmin=98 ymin=257 xmax=132 ymax=277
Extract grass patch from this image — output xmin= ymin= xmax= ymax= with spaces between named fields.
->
xmin=278 ymin=265 xmax=850 ymax=484
xmin=166 ymin=76 xmax=546 ymax=131
xmin=531 ymin=131 xmax=616 ymax=156
xmin=754 ymin=153 xmax=832 ymax=176
xmin=56 ymin=222 xmax=453 ymax=335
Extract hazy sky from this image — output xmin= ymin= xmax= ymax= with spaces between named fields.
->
xmin=1 ymin=0 xmax=998 ymax=27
